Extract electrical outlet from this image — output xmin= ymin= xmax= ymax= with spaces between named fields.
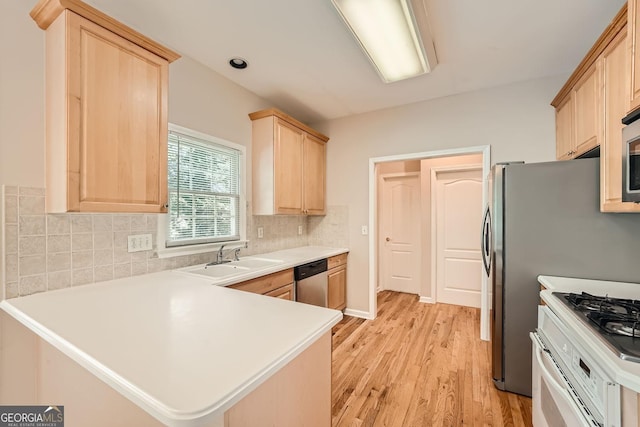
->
xmin=361 ymin=225 xmax=368 ymax=235
xmin=298 ymin=225 xmax=303 ymax=235
xmin=257 ymin=227 xmax=264 ymax=238
xmin=127 ymin=234 xmax=153 ymax=252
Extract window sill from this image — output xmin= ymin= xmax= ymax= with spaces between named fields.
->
xmin=156 ymin=240 xmax=249 ymax=259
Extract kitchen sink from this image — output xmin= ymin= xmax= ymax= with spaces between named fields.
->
xmin=179 ymin=257 xmax=284 ymax=280
xmin=182 ymin=263 xmax=251 ymax=278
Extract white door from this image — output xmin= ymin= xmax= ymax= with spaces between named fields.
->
xmin=379 ymin=173 xmax=421 ymax=294
xmin=434 ymin=168 xmax=483 ymax=307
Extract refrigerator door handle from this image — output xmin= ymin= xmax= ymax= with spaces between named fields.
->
xmin=481 ymin=205 xmax=492 ymax=275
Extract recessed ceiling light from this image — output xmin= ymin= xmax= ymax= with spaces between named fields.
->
xmin=229 ymin=58 xmax=248 ymax=69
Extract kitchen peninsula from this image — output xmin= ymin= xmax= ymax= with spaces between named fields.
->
xmin=0 ymin=249 xmax=344 ymax=426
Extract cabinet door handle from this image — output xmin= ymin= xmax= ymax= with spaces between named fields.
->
xmin=386 ymin=237 xmax=391 ymax=242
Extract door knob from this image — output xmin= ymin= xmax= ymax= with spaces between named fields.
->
xmin=386 ymin=237 xmax=391 ymax=242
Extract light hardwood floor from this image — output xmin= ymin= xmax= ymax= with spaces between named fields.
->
xmin=331 ymin=291 xmax=532 ymax=427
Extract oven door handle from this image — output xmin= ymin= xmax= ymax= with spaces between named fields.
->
xmin=534 ymin=338 xmax=572 ymax=398
xmin=532 ymin=334 xmax=596 ymax=426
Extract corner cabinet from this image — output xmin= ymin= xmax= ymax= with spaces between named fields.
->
xmin=250 ymin=109 xmax=328 ymax=215
xmin=30 ymin=0 xmax=180 ymax=213
xmin=327 ymin=253 xmax=347 ymax=311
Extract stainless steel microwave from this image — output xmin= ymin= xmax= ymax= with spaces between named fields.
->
xmin=622 ymin=112 xmax=640 ymax=203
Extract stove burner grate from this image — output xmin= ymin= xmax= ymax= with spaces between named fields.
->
xmin=587 ymin=311 xmax=640 ymax=338
xmin=565 ymin=292 xmax=640 ymax=317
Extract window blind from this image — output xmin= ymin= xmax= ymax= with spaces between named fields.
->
xmin=167 ymin=130 xmax=241 ymax=247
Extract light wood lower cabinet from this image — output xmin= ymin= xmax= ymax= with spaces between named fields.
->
xmin=621 ymin=386 xmax=640 ymax=426
xmin=327 ymin=254 xmax=348 ymax=311
xmin=264 ymin=283 xmax=294 ymax=300
xmin=229 ymin=269 xmax=294 ymax=301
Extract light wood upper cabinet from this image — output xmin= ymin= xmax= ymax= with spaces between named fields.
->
xmin=554 ymin=62 xmax=603 ymax=161
xmin=601 ymin=28 xmax=639 ymax=211
xmin=30 ymin=0 xmax=180 ymax=213
xmin=250 ymin=109 xmax=329 ymax=215
xmin=274 ymin=120 xmax=305 ymax=214
xmin=573 ymin=63 xmax=602 ymax=157
xmin=302 ymin=135 xmax=326 ymax=215
xmin=552 ymin=4 xmax=640 ymax=212
xmin=629 ymin=0 xmax=640 ymax=111
xmin=555 ymin=95 xmax=575 ymax=160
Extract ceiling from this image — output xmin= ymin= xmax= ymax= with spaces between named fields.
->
xmin=81 ymin=0 xmax=626 ymax=123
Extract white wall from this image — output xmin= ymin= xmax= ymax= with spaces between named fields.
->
xmin=313 ymin=75 xmax=565 ymax=313
xmin=0 ymin=2 xmax=46 ymax=187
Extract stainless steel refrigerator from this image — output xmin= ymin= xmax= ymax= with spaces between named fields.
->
xmin=481 ymin=157 xmax=640 ymax=397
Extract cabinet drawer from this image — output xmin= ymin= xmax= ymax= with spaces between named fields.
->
xmin=230 ymin=269 xmax=294 ymax=295
xmin=264 ymin=283 xmax=294 ymax=301
xmin=327 ymin=253 xmax=347 ymax=270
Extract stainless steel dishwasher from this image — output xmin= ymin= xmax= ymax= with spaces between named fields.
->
xmin=294 ymin=259 xmax=328 ymax=307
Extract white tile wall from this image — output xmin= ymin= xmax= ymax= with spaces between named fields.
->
xmin=1 ymin=187 xmax=349 ymax=299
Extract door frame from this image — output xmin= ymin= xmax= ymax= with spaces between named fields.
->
xmin=368 ymin=145 xmax=491 ymax=340
xmin=378 ymin=171 xmax=421 ymax=293
xmin=430 ymin=164 xmax=483 ymax=305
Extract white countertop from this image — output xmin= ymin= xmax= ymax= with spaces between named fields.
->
xmin=538 ymin=275 xmax=640 ymax=392
xmin=176 ymin=245 xmax=349 ymax=286
xmin=0 ymin=246 xmax=347 ymax=426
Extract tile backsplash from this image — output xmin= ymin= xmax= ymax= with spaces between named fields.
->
xmin=1 ymin=186 xmax=348 ymax=299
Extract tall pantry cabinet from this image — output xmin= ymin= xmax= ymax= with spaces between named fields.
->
xmin=30 ymin=0 xmax=180 ymax=213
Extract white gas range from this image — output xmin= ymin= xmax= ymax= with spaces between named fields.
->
xmin=533 ymin=276 xmax=640 ymax=427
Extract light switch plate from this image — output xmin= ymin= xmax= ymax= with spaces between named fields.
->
xmin=127 ymin=234 xmax=152 ymax=252
xmin=361 ymin=225 xmax=368 ymax=235
xmin=257 ymin=227 xmax=264 ymax=238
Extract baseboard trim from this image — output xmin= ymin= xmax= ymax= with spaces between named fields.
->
xmin=343 ymin=308 xmax=375 ymax=320
xmin=419 ymin=296 xmax=435 ymax=304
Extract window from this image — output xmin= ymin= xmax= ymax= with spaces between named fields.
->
xmin=165 ymin=125 xmax=244 ymax=249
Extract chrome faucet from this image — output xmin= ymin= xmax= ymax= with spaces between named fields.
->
xmin=205 ymin=245 xmax=232 ymax=267
xmin=217 ymin=244 xmax=226 ymax=264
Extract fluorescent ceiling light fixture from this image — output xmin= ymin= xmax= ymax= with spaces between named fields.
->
xmin=331 ymin=0 xmax=437 ymax=83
